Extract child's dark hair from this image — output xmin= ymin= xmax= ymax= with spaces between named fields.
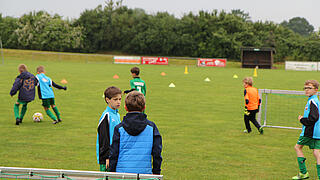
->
xmin=130 ymin=67 xmax=140 ymax=75
xmin=125 ymin=91 xmax=145 ymax=112
xmin=104 ymin=86 xmax=122 ymax=103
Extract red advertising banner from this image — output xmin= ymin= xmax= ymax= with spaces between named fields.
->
xmin=141 ymin=57 xmax=168 ymax=65
xmin=197 ymin=58 xmax=227 ymax=67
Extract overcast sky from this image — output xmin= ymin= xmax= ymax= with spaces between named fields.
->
xmin=1 ymin=0 xmax=319 ymax=30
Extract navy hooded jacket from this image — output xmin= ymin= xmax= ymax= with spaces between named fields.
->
xmin=109 ymin=112 xmax=162 ymax=174
xmin=10 ymin=71 xmax=37 ymax=102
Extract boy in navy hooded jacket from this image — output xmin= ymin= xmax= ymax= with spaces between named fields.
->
xmin=110 ymin=91 xmax=162 ymax=174
xmin=10 ymin=64 xmax=37 ymax=125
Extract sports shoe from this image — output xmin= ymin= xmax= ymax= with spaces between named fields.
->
xmin=52 ymin=120 xmax=59 ymax=124
xmin=15 ymin=118 xmax=20 ymax=125
xmin=57 ymin=119 xmax=62 ymax=123
xmin=292 ymin=172 xmax=309 ymax=179
xmin=259 ymin=127 xmax=264 ymax=135
xmin=243 ymin=130 xmax=250 ymax=133
xmin=19 ymin=118 xmax=23 ymax=123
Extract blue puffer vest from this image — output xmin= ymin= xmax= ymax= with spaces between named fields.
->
xmin=116 ymin=113 xmax=153 ymax=174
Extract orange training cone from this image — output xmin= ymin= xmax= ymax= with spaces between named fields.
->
xmin=113 ymin=74 xmax=119 ymax=79
xmin=60 ymin=79 xmax=68 ymax=84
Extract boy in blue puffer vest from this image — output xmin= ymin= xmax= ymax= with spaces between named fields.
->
xmin=292 ymin=80 xmax=320 ymax=180
xmin=110 ymin=91 xmax=162 ymax=174
xmin=96 ymin=86 xmax=122 ymax=172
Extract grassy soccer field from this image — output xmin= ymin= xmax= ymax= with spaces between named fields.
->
xmin=1 ymin=49 xmax=320 ymax=179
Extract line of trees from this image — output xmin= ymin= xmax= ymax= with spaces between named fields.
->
xmin=1 ymin=0 xmax=320 ymax=62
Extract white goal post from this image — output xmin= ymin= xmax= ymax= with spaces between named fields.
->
xmin=0 ymin=166 xmax=163 ymax=180
xmin=257 ymin=89 xmax=320 ymax=130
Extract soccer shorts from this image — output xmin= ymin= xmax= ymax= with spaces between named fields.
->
xmin=42 ymin=98 xmax=55 ymax=108
xmin=17 ymin=99 xmax=28 ymax=105
xmin=297 ymin=136 xmax=320 ymax=149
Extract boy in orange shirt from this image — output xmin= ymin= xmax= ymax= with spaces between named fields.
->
xmin=243 ymin=77 xmax=263 ymax=134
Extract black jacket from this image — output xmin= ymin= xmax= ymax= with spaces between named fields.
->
xmin=10 ymin=71 xmax=37 ymax=102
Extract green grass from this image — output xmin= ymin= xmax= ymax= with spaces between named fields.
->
xmin=1 ymin=49 xmax=320 ymax=179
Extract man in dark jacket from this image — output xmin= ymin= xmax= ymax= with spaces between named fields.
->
xmin=109 ymin=91 xmax=162 ymax=175
xmin=10 ymin=64 xmax=37 ymax=125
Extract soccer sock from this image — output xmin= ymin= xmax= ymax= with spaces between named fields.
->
xmin=53 ymin=107 xmax=61 ymax=120
xmin=46 ymin=109 xmax=57 ymax=121
xmin=99 ymin=164 xmax=106 ymax=172
xmin=297 ymin=157 xmax=307 ymax=174
xmin=20 ymin=104 xmax=27 ymax=120
xmin=317 ymin=164 xmax=320 ymax=179
xmin=14 ymin=103 xmax=20 ymax=119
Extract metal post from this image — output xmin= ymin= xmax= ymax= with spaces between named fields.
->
xmin=264 ymin=93 xmax=268 ymax=126
xmin=257 ymin=90 xmax=263 ymax=124
xmin=0 ymin=37 xmax=4 ymax=65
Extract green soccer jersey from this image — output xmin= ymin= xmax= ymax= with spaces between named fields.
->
xmin=130 ymin=77 xmax=146 ymax=96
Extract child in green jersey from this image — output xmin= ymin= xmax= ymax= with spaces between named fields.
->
xmin=124 ymin=67 xmax=146 ymax=96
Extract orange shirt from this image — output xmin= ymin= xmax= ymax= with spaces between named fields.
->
xmin=244 ymin=86 xmax=261 ymax=110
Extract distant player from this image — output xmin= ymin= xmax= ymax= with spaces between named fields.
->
xmin=242 ymin=77 xmax=263 ymax=134
xmin=10 ymin=64 xmax=37 ymax=125
xmin=36 ymin=66 xmax=67 ymax=124
xmin=292 ymin=80 xmax=320 ymax=180
xmin=96 ymin=86 xmax=122 ymax=172
xmin=124 ymin=67 xmax=146 ymax=96
xmin=109 ymin=91 xmax=162 ymax=174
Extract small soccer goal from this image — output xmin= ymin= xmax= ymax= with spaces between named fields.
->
xmin=257 ymin=89 xmax=320 ymax=130
xmin=0 ymin=166 xmax=163 ymax=180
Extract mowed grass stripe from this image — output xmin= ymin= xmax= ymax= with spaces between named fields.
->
xmin=1 ymin=49 xmax=320 ymax=179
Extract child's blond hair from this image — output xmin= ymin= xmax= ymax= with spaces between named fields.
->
xmin=36 ymin=65 xmax=45 ymax=73
xmin=243 ymin=77 xmax=253 ymax=86
xmin=18 ymin=64 xmax=27 ymax=73
xmin=305 ymin=80 xmax=319 ymax=89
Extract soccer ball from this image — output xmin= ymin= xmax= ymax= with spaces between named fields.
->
xmin=32 ymin=112 xmax=43 ymax=122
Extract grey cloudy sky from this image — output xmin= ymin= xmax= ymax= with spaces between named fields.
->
xmin=1 ymin=0 xmax=319 ymax=30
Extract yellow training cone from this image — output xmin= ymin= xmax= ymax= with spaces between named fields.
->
xmin=184 ymin=66 xmax=189 ymax=74
xmin=253 ymin=66 xmax=258 ymax=77
xmin=233 ymin=74 xmax=238 ymax=79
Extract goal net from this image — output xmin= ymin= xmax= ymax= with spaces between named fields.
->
xmin=257 ymin=89 xmax=320 ymax=130
xmin=0 ymin=167 xmax=163 ymax=180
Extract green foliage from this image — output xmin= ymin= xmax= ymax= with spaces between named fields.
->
xmin=281 ymin=17 xmax=314 ymax=36
xmin=1 ymin=4 xmax=320 ymax=61
xmin=13 ymin=11 xmax=84 ymax=52
xmin=0 ymin=14 xmax=19 ymax=48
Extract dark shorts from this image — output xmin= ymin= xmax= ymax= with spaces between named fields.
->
xmin=42 ymin=98 xmax=55 ymax=108
xmin=297 ymin=136 xmax=320 ymax=149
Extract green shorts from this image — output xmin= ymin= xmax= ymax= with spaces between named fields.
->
xmin=297 ymin=136 xmax=320 ymax=149
xmin=17 ymin=99 xmax=28 ymax=105
xmin=42 ymin=98 xmax=55 ymax=108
